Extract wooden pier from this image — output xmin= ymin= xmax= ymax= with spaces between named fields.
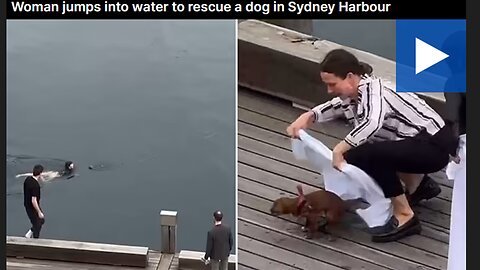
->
xmin=237 ymin=87 xmax=451 ymax=270
xmin=6 ymin=210 xmax=236 ymax=270
xmin=6 ymin=244 xmax=178 ymax=270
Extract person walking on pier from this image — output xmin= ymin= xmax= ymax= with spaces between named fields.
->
xmin=202 ymin=210 xmax=233 ymax=270
xmin=23 ymin=164 xmax=46 ymax=239
xmin=287 ymin=48 xmax=458 ymax=242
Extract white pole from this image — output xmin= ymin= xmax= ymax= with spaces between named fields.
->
xmin=160 ymin=210 xmax=177 ymax=254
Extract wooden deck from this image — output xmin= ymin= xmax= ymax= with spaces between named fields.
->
xmin=237 ymin=87 xmax=452 ymax=270
xmin=6 ymin=251 xmax=179 ymax=270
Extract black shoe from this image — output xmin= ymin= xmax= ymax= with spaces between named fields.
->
xmin=407 ymin=175 xmax=441 ymax=206
xmin=372 ymin=216 xmax=421 ymax=243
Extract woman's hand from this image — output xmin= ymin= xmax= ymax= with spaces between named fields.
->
xmin=332 ymin=140 xmax=352 ymax=171
xmin=287 ymin=111 xmax=315 ymax=138
xmin=332 ymin=151 xmax=345 ymax=171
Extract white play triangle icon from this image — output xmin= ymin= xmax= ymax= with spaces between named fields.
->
xmin=415 ymin=38 xmax=449 ymax=74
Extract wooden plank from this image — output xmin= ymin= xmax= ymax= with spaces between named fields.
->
xmin=239 ymin=108 xmax=341 ymax=149
xmin=7 ymin=236 xmax=148 ymax=254
xmin=238 ymin=118 xmax=453 ymax=203
xmin=6 ymin=260 xmax=129 ymax=270
xmin=239 ymin=134 xmax=316 ymax=173
xmin=239 ymin=193 xmax=446 ymax=270
xmin=239 ymin=149 xmax=322 ymax=187
xmin=239 ymin=220 xmax=388 ymax=270
xmin=238 ymin=249 xmax=299 ymax=270
xmin=238 ymin=264 xmax=256 ymax=270
xmin=169 ymin=255 xmax=180 ymax=270
xmin=239 ymin=89 xmax=349 ymax=140
xmin=6 ymin=237 xmax=149 ymax=268
xmin=157 ymin=253 xmax=174 ymax=270
xmin=238 ymin=164 xmax=450 ymax=243
xmin=238 ymin=177 xmax=449 ymax=259
xmin=239 ymin=162 xmax=322 ymax=193
xmin=429 ymin=171 xmax=454 ymax=198
xmin=239 ymin=235 xmax=342 ymax=270
xmin=6 ymin=251 xmax=161 ymax=270
xmin=238 ymin=143 xmax=451 ymax=230
xmin=168 ymin=255 xmax=179 ymax=270
xmin=150 ymin=251 xmax=163 ymax=270
xmin=419 ymin=226 xmax=450 ymax=244
xmin=238 ymin=88 xmax=454 ymax=189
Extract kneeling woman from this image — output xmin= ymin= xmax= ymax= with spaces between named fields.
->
xmin=287 ymin=49 xmax=458 ymax=242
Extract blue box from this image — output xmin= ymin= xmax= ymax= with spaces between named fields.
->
xmin=396 ymin=19 xmax=466 ymax=93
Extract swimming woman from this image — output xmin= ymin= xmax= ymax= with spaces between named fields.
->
xmin=16 ymin=161 xmax=76 ymax=181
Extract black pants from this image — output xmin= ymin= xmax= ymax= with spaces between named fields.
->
xmin=344 ymin=125 xmax=456 ymax=198
xmin=444 ymin=92 xmax=466 ymax=135
xmin=25 ymin=207 xmax=44 ymax=238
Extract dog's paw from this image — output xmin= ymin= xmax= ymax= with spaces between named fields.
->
xmin=301 ymin=226 xmax=308 ymax=232
xmin=305 ymin=231 xmax=318 ymax=240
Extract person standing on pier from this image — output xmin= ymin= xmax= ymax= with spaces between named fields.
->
xmin=23 ymin=164 xmax=45 ymax=239
xmin=202 ymin=210 xmax=233 ymax=270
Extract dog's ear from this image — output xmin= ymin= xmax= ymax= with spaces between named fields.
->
xmin=296 ymin=184 xmax=305 ymax=198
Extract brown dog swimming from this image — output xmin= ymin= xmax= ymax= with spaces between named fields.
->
xmin=270 ymin=185 xmax=345 ymax=239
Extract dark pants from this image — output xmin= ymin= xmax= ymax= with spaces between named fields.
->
xmin=25 ymin=207 xmax=44 ymax=238
xmin=344 ymin=125 xmax=456 ymax=198
xmin=210 ymin=258 xmax=228 ymax=270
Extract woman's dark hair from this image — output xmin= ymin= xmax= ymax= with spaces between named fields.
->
xmin=65 ymin=161 xmax=73 ymax=172
xmin=319 ymin=49 xmax=373 ymax=79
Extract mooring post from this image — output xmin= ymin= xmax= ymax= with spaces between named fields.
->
xmin=160 ymin=210 xmax=177 ymax=254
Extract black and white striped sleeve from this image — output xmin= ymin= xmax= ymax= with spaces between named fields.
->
xmin=344 ymin=79 xmax=387 ymax=147
xmin=310 ymin=97 xmax=344 ymax=123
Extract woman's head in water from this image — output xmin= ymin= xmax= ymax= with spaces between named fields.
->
xmin=319 ymin=49 xmax=373 ymax=98
xmin=64 ymin=161 xmax=74 ymax=173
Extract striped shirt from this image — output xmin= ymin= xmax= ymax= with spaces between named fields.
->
xmin=311 ymin=74 xmax=445 ymax=147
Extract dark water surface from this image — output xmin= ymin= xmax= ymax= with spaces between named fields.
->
xmin=313 ymin=20 xmax=396 ymax=60
xmin=7 ymin=20 xmax=236 ymax=252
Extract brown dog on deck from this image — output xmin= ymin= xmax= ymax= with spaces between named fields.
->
xmin=270 ymin=185 xmax=345 ymax=239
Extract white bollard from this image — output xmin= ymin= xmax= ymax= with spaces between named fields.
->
xmin=160 ymin=210 xmax=177 ymax=254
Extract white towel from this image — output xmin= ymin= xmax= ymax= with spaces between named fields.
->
xmin=291 ymin=129 xmax=393 ymax=228
xmin=447 ymin=134 xmax=466 ymax=270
